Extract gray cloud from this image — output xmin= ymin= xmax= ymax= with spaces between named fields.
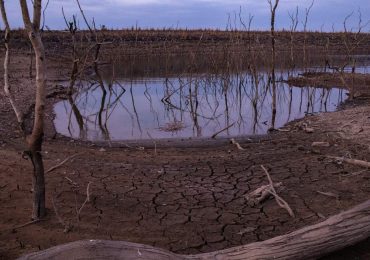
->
xmin=1 ymin=0 xmax=369 ymax=31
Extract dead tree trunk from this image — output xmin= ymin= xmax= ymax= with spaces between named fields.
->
xmin=268 ymin=0 xmax=279 ymax=129
xmin=302 ymin=1 xmax=314 ymax=72
xmin=19 ymin=0 xmax=47 ymax=220
xmin=19 ymin=199 xmax=370 ymax=259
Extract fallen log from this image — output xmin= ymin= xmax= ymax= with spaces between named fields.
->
xmin=19 ymin=199 xmax=370 ymax=260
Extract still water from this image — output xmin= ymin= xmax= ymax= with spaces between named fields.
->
xmin=53 ymin=70 xmax=347 ymax=141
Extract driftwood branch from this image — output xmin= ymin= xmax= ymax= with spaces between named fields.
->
xmin=261 ymin=165 xmax=295 ymax=217
xmin=327 ymin=155 xmax=370 ymax=168
xmin=245 ymin=182 xmax=282 ymax=206
xmin=77 ymin=182 xmax=92 ymax=220
xmin=18 ymin=199 xmax=370 ymax=260
xmin=230 ymin=138 xmax=245 ymax=150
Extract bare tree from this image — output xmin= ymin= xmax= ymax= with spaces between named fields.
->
xmin=20 ymin=0 xmax=47 ymax=220
xmin=267 ymin=0 xmax=279 ymax=129
xmin=1 ymin=0 xmax=47 ymax=220
xmin=302 ymin=0 xmax=314 ymax=71
xmin=288 ymin=6 xmax=299 ymax=72
xmin=326 ymin=10 xmax=370 ymax=100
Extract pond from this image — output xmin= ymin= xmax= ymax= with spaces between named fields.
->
xmin=53 ymin=68 xmax=348 ymax=141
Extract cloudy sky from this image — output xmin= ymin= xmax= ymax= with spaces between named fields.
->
xmin=1 ymin=0 xmax=370 ymax=31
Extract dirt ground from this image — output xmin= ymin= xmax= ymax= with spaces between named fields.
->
xmin=1 ymin=47 xmax=370 ymax=259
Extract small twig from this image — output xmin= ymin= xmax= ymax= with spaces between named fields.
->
xmin=211 ymin=122 xmax=235 ymax=139
xmin=46 ymin=153 xmax=81 ymax=173
xmin=261 ymin=165 xmax=295 ymax=217
xmin=316 ymin=191 xmax=339 ymax=199
xmin=64 ymin=176 xmax=78 ymax=186
xmin=230 ymin=138 xmax=245 ymax=151
xmin=77 ymin=182 xmax=92 ymax=220
xmin=275 ymin=128 xmax=291 ymax=132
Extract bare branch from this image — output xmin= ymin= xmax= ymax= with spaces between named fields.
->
xmin=288 ymin=6 xmax=299 ymax=33
xmin=75 ymin=0 xmax=93 ymax=33
xmin=61 ymin=6 xmax=69 ymax=29
xmin=343 ymin=11 xmax=354 ymax=33
xmin=211 ymin=122 xmax=235 ymax=139
xmin=77 ymin=182 xmax=92 ymax=220
xmin=41 ymin=0 xmax=50 ymax=30
xmin=46 ymin=153 xmax=82 ymax=174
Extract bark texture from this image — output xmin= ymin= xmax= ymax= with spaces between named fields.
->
xmin=20 ymin=0 xmax=47 ymax=220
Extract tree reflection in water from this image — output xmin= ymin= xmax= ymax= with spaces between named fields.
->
xmin=54 ymin=67 xmax=347 ymax=141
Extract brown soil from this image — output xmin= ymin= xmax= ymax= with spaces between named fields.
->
xmin=287 ymin=71 xmax=370 ymax=92
xmin=1 ymin=37 xmax=370 ymax=259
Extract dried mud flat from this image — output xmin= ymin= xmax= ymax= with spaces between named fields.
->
xmin=1 ymin=54 xmax=370 ymax=259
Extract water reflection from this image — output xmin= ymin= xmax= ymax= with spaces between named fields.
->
xmin=54 ymin=70 xmax=347 ymax=141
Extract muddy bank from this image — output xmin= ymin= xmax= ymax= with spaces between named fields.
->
xmin=286 ymin=71 xmax=370 ymax=92
xmin=1 ymin=49 xmax=370 ymax=259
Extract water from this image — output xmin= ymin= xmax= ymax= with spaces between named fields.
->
xmin=53 ymin=70 xmax=347 ymax=141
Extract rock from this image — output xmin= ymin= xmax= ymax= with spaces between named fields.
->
xmin=305 ymin=127 xmax=314 ymax=133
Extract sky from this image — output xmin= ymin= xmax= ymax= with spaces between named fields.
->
xmin=1 ymin=0 xmax=370 ymax=32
